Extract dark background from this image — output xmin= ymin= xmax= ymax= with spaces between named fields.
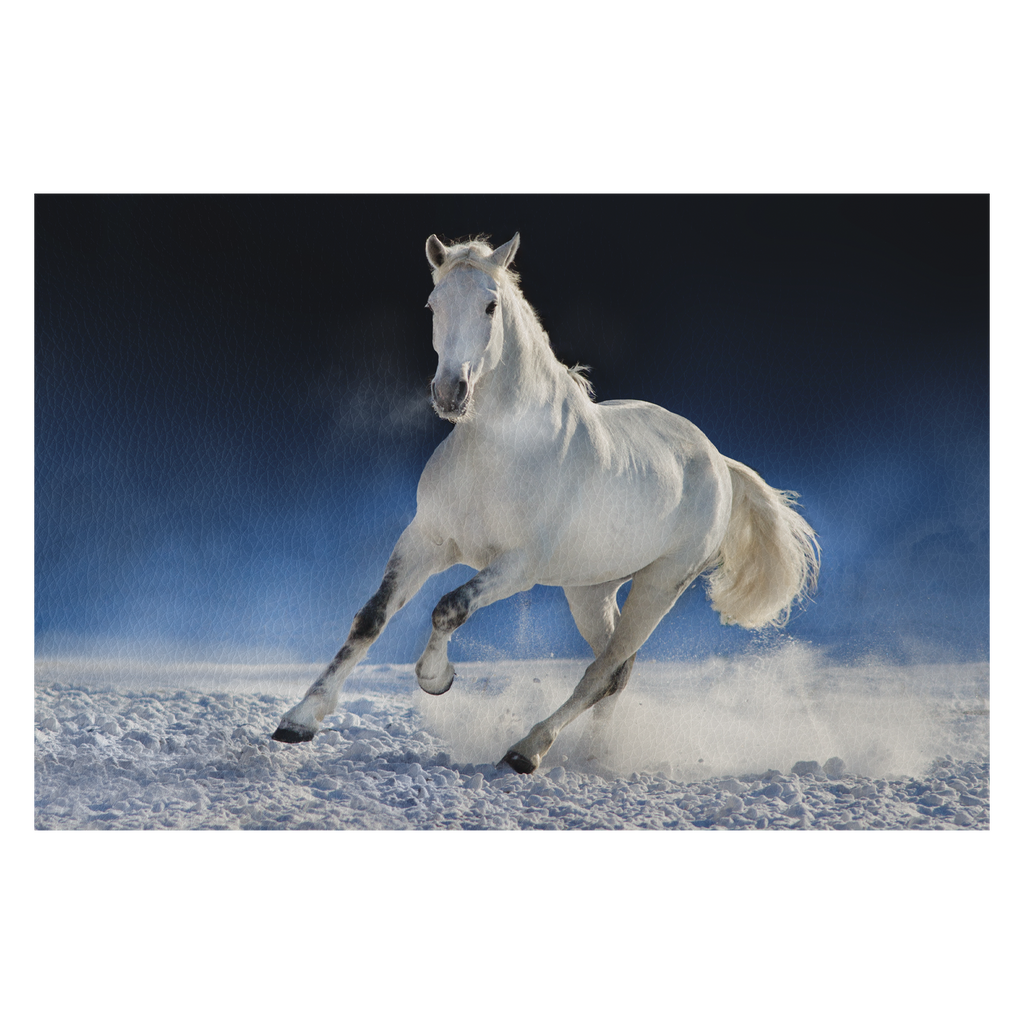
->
xmin=35 ymin=195 xmax=989 ymax=665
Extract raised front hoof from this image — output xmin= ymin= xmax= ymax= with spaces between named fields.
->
xmin=500 ymin=749 xmax=539 ymax=775
xmin=417 ymin=663 xmax=455 ymax=696
xmin=272 ymin=723 xmax=316 ymax=744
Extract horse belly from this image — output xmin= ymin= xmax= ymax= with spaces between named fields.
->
xmin=521 ymin=472 xmax=678 ymax=585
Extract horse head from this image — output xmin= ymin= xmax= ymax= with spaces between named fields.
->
xmin=424 ymin=233 xmax=520 ymax=422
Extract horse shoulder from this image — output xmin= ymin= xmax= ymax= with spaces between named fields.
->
xmin=413 ymin=428 xmax=527 ymax=552
xmin=412 ymin=434 xmax=461 ymax=534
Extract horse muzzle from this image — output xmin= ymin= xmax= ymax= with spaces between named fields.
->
xmin=431 ymin=375 xmax=472 ymax=421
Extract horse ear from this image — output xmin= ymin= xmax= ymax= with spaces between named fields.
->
xmin=490 ymin=233 xmax=520 ymax=269
xmin=426 ymin=234 xmax=448 ymax=269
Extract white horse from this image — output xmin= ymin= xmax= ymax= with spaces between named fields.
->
xmin=273 ymin=233 xmax=820 ymax=773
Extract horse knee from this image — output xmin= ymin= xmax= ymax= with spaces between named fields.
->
xmin=351 ymin=606 xmax=385 ymax=643
xmin=349 ymin=571 xmax=398 ymax=643
xmin=431 ymin=590 xmax=471 ymax=632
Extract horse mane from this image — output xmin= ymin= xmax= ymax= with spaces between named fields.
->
xmin=432 ymin=234 xmax=595 ymax=401
xmin=566 ymin=363 xmax=596 ymax=399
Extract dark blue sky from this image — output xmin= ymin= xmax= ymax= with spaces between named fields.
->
xmin=35 ymin=195 xmax=988 ymax=665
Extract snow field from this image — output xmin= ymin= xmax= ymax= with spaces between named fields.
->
xmin=35 ymin=650 xmax=988 ymax=830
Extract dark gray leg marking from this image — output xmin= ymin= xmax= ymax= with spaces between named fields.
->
xmin=581 ymin=654 xmax=637 ymax=712
xmin=350 ymin=566 xmax=399 ymax=642
xmin=605 ymin=654 xmax=636 ymax=698
xmin=431 ymin=576 xmax=483 ymax=633
xmin=318 ymin=565 xmax=400 ymax=677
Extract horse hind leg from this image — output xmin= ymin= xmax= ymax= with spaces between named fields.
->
xmin=590 ymin=636 xmax=640 ymax=731
xmin=562 ymin=580 xmax=635 ymax=750
xmin=501 ymin=562 xmax=699 ymax=773
xmin=563 ymin=580 xmax=628 ymax=659
xmin=499 ymin=650 xmax=638 ymax=775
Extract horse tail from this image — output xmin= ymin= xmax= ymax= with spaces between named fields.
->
xmin=705 ymin=458 xmax=820 ymax=630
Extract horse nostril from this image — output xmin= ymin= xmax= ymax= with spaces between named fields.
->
xmin=431 ymin=376 xmax=469 ymax=414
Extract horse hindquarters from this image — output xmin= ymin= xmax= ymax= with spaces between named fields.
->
xmin=705 ymin=459 xmax=820 ymax=630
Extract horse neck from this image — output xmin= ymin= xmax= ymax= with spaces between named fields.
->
xmin=474 ymin=288 xmax=575 ymax=425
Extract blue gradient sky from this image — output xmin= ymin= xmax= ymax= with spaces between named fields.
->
xmin=35 ymin=195 xmax=988 ymax=665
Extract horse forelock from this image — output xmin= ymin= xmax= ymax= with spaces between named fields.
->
xmin=430 ymin=237 xmax=521 ymax=288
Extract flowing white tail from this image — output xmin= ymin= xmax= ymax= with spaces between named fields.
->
xmin=706 ymin=458 xmax=821 ymax=629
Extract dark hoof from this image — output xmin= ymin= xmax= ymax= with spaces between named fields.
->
xmin=500 ymin=750 xmax=536 ymax=775
xmin=272 ymin=724 xmax=316 ymax=744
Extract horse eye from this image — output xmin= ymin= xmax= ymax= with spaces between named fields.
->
xmin=485 ymin=301 xmax=497 ymax=317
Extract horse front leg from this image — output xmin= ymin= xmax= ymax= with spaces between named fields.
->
xmin=415 ymin=552 xmax=534 ymax=695
xmin=273 ymin=523 xmax=452 ymax=743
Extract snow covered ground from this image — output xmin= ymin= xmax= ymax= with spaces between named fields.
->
xmin=35 ymin=646 xmax=988 ymax=830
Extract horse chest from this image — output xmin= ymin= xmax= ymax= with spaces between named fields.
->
xmin=417 ymin=433 xmax=566 ymax=546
